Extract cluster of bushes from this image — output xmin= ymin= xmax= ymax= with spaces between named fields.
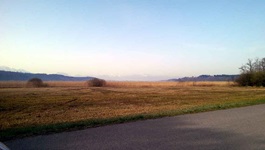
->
xmin=236 ymin=58 xmax=265 ymax=86
xmin=86 ymin=78 xmax=106 ymax=87
xmin=26 ymin=78 xmax=48 ymax=87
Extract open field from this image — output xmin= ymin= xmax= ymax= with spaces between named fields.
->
xmin=0 ymin=81 xmax=235 ymax=88
xmin=1 ymin=81 xmax=265 ymax=140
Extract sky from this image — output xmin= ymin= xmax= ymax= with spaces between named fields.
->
xmin=1 ymin=0 xmax=265 ymax=80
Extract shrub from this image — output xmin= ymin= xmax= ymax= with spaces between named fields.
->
xmin=26 ymin=78 xmax=47 ymax=87
xmin=236 ymin=57 xmax=265 ymax=87
xmin=235 ymin=73 xmax=253 ymax=86
xmin=252 ymin=71 xmax=265 ymax=86
xmin=87 ymin=78 xmax=106 ymax=87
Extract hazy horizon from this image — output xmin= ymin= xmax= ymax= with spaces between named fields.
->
xmin=1 ymin=0 xmax=265 ymax=80
xmin=0 ymin=65 xmax=239 ymax=81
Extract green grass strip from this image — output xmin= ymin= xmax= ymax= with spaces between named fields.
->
xmin=1 ymin=99 xmax=265 ymax=141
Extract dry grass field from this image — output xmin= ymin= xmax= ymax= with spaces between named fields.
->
xmin=0 ymin=80 xmax=235 ymax=88
xmin=1 ymin=81 xmax=265 ymax=139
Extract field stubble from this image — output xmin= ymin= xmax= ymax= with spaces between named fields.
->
xmin=0 ymin=81 xmax=235 ymax=88
xmin=1 ymin=81 xmax=265 ymax=140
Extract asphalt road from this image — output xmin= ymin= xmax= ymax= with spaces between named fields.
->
xmin=4 ymin=104 xmax=265 ymax=150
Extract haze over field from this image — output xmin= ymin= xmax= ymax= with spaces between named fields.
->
xmin=1 ymin=0 xmax=265 ymax=80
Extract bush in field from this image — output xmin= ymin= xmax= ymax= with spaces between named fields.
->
xmin=235 ymin=73 xmax=253 ymax=86
xmin=27 ymin=78 xmax=47 ymax=87
xmin=87 ymin=78 xmax=106 ymax=87
xmin=236 ymin=58 xmax=265 ymax=86
xmin=251 ymin=71 xmax=265 ymax=86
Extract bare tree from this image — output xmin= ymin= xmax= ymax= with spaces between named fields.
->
xmin=253 ymin=58 xmax=261 ymax=72
xmin=239 ymin=58 xmax=265 ymax=73
xmin=246 ymin=59 xmax=254 ymax=73
xmin=237 ymin=57 xmax=265 ymax=86
xmin=239 ymin=65 xmax=248 ymax=73
xmin=261 ymin=58 xmax=265 ymax=71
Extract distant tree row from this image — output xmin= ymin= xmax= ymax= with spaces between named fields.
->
xmin=236 ymin=58 xmax=265 ymax=86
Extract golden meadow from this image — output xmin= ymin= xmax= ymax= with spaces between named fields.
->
xmin=1 ymin=81 xmax=265 ymax=136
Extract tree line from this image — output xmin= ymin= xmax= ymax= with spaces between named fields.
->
xmin=236 ymin=57 xmax=265 ymax=86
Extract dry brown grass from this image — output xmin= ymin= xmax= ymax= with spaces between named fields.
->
xmin=0 ymin=84 xmax=264 ymax=131
xmin=0 ymin=81 xmax=236 ymax=88
xmin=0 ymin=81 xmax=86 ymax=88
xmin=46 ymin=81 xmax=86 ymax=87
xmin=0 ymin=81 xmax=26 ymax=88
xmin=106 ymin=81 xmax=236 ymax=88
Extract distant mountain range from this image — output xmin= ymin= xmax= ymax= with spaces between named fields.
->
xmin=0 ymin=70 xmax=239 ymax=82
xmin=0 ymin=70 xmax=93 ymax=81
xmin=0 ymin=66 xmax=29 ymax=73
xmin=168 ymin=74 xmax=239 ymax=82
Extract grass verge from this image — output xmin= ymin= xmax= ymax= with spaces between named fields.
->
xmin=1 ymin=98 xmax=265 ymax=141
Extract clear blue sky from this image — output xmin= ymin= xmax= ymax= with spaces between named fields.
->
xmin=1 ymin=0 xmax=265 ymax=80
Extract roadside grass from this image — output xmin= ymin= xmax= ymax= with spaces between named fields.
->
xmin=0 ymin=82 xmax=264 ymax=141
xmin=1 ymin=98 xmax=265 ymax=141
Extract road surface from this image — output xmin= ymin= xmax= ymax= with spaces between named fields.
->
xmin=4 ymin=104 xmax=265 ymax=150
